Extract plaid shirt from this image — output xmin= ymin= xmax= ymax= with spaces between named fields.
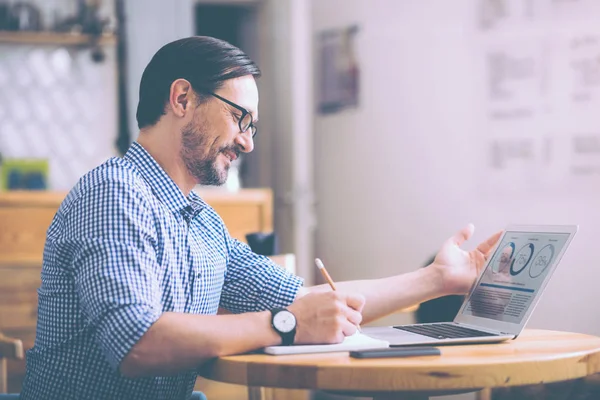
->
xmin=21 ymin=142 xmax=302 ymax=400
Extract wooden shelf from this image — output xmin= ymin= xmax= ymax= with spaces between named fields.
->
xmin=0 ymin=190 xmax=67 ymax=208
xmin=0 ymin=31 xmax=116 ymax=46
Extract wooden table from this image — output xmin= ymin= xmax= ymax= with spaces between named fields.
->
xmin=199 ymin=329 xmax=600 ymax=399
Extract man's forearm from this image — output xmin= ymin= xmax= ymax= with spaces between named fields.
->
xmin=307 ymin=266 xmax=444 ymax=323
xmin=120 ymin=311 xmax=280 ymax=377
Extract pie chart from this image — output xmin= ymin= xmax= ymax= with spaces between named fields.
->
xmin=529 ymin=244 xmax=555 ymax=278
xmin=510 ymin=243 xmax=534 ymax=276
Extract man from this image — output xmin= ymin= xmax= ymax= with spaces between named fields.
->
xmin=21 ymin=36 xmax=501 ymax=399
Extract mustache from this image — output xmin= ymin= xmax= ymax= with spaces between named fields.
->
xmin=220 ymin=145 xmax=241 ymax=159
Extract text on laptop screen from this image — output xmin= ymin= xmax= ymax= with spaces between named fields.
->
xmin=461 ymin=231 xmax=570 ymax=324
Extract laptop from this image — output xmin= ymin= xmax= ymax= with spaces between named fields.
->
xmin=362 ymin=224 xmax=578 ymax=346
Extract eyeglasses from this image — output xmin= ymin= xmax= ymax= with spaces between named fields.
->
xmin=210 ymin=93 xmax=257 ymax=138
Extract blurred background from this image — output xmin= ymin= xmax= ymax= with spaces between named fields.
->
xmin=1 ymin=0 xmax=600 ymax=399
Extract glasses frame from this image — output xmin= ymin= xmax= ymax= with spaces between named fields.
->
xmin=210 ymin=92 xmax=257 ymax=138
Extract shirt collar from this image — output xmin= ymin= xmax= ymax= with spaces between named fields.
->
xmin=124 ymin=142 xmax=206 ymax=216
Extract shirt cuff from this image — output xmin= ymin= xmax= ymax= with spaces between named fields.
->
xmin=95 ymin=305 xmax=162 ymax=370
xmin=257 ymin=267 xmax=304 ymax=310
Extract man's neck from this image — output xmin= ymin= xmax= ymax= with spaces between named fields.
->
xmin=136 ymin=128 xmax=196 ymax=196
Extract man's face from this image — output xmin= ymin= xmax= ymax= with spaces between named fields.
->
xmin=180 ymin=75 xmax=258 ymax=186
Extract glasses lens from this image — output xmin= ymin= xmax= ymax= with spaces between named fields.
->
xmin=240 ymin=113 xmax=253 ymax=132
xmin=250 ymin=125 xmax=257 ymax=138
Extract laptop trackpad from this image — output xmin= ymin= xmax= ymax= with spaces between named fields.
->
xmin=362 ymin=326 xmax=436 ymax=345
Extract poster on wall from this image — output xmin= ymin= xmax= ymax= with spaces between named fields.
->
xmin=475 ymin=0 xmax=600 ymax=196
xmin=478 ymin=0 xmax=536 ymax=32
xmin=556 ymin=33 xmax=600 ymax=178
xmin=317 ymin=24 xmax=360 ymax=114
xmin=478 ymin=37 xmax=557 ymax=193
xmin=477 ymin=0 xmax=600 ymax=32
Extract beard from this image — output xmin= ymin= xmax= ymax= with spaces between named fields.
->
xmin=180 ymin=119 xmax=239 ymax=186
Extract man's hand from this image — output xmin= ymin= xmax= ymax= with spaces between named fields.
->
xmin=287 ymin=291 xmax=365 ymax=344
xmin=430 ymin=223 xmax=503 ymax=296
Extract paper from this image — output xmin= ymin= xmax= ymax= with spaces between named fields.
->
xmin=263 ymin=333 xmax=389 ymax=355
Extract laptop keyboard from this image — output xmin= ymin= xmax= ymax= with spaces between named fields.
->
xmin=393 ymin=323 xmax=498 ymax=340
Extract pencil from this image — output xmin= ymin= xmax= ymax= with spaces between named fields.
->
xmin=314 ymin=258 xmax=361 ymax=332
xmin=315 ymin=258 xmax=337 ymax=291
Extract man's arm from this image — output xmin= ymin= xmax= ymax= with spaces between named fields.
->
xmin=120 ymin=311 xmax=278 ymax=377
xmin=120 ymin=290 xmax=364 ymax=377
xmin=304 ymin=266 xmax=442 ymax=324
xmin=301 ymin=224 xmax=502 ymax=324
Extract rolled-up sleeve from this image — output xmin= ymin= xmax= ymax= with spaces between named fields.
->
xmin=219 ymin=234 xmax=303 ymax=314
xmin=60 ymin=180 xmax=162 ymax=370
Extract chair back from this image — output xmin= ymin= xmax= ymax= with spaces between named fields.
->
xmin=0 ymin=333 xmax=23 ymax=394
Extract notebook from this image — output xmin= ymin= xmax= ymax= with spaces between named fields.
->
xmin=263 ymin=332 xmax=389 ymax=355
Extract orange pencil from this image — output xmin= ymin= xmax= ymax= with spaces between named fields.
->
xmin=315 ymin=258 xmax=337 ymax=291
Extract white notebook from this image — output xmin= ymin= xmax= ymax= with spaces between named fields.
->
xmin=263 ymin=333 xmax=389 ymax=355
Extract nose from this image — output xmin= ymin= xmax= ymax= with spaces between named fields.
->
xmin=234 ymin=130 xmax=254 ymax=153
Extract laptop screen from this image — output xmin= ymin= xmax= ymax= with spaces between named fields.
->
xmin=460 ymin=230 xmax=571 ymax=324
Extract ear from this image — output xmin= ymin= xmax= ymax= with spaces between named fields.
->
xmin=169 ymin=79 xmax=193 ymax=118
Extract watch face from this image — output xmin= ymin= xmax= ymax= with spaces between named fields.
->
xmin=273 ymin=310 xmax=296 ymax=333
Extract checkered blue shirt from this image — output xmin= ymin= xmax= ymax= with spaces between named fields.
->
xmin=21 ymin=142 xmax=303 ymax=400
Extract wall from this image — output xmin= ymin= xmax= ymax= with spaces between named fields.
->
xmin=124 ymin=0 xmax=194 ymax=141
xmin=313 ymin=0 xmax=600 ymax=334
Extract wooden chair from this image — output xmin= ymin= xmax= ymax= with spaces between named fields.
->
xmin=0 ymin=333 xmax=23 ymax=394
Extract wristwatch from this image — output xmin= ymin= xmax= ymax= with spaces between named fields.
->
xmin=270 ymin=308 xmax=297 ymax=346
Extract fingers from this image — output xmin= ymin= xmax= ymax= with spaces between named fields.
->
xmin=327 ymin=295 xmax=361 ymax=341
xmin=341 ymin=318 xmax=358 ymax=337
xmin=477 ymin=230 xmax=503 ymax=256
xmin=472 ymin=246 xmax=487 ymax=267
xmin=337 ymin=292 xmax=364 ymax=333
xmin=345 ymin=292 xmax=366 ymax=313
xmin=448 ymin=225 xmax=502 ymax=257
xmin=291 ymin=291 xmax=364 ymax=344
xmin=344 ymin=305 xmax=363 ymax=326
xmin=449 ymin=223 xmax=475 ymax=247
xmin=334 ymin=292 xmax=363 ymax=326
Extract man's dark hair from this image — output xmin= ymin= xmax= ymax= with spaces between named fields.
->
xmin=136 ymin=36 xmax=261 ymax=129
